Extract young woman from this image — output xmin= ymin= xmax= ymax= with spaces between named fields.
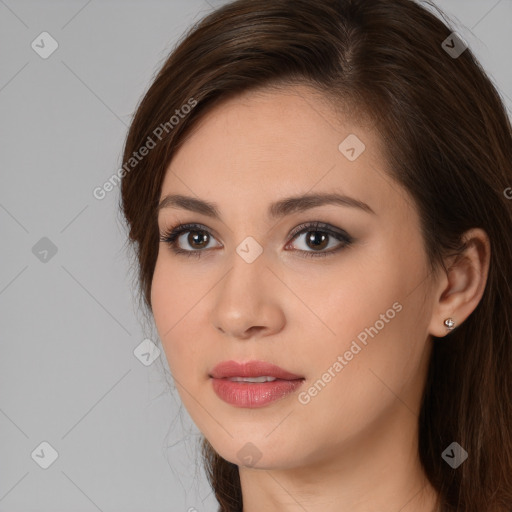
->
xmin=119 ymin=0 xmax=512 ymax=510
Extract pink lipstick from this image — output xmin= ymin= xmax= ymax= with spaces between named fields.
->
xmin=209 ymin=360 xmax=305 ymax=408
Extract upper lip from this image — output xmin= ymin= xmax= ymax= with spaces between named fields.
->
xmin=209 ymin=360 xmax=304 ymax=380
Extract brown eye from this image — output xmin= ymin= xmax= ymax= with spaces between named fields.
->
xmin=159 ymin=223 xmax=221 ymax=258
xmin=160 ymin=221 xmax=352 ymax=260
xmin=187 ymin=230 xmax=210 ymax=249
xmin=287 ymin=222 xmax=352 ymax=258
xmin=303 ymin=231 xmax=329 ymax=251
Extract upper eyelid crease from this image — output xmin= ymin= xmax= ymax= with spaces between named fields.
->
xmin=156 ymin=192 xmax=376 ymax=220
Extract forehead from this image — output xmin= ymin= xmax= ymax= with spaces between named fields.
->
xmin=159 ymin=85 xmax=398 ymax=220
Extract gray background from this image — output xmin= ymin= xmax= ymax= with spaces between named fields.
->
xmin=1 ymin=1 xmax=511 ymax=511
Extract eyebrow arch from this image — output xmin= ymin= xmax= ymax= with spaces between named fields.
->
xmin=157 ymin=192 xmax=376 ymax=220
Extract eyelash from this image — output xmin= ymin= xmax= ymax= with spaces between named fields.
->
xmin=159 ymin=221 xmax=353 ymax=259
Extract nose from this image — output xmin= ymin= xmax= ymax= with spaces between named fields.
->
xmin=209 ymin=251 xmax=286 ymax=340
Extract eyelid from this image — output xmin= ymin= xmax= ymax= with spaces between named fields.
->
xmin=163 ymin=222 xmax=224 ymax=248
xmin=160 ymin=221 xmax=348 ymax=243
xmin=164 ymin=222 xmax=223 ymax=244
xmin=159 ymin=220 xmax=353 ymax=257
xmin=287 ymin=221 xmax=350 ymax=241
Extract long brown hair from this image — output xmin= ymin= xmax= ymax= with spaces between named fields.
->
xmin=119 ymin=1 xmax=512 ymax=510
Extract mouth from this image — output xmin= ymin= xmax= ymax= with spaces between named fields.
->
xmin=208 ymin=360 xmax=305 ymax=408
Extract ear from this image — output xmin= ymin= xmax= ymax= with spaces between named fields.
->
xmin=428 ymin=228 xmax=491 ymax=338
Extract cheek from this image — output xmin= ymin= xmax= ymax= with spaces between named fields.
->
xmin=293 ymin=273 xmax=428 ymax=440
xmin=150 ymin=258 xmax=207 ymax=375
xmin=150 ymin=259 xmax=173 ymax=333
xmin=151 ymin=260 xmax=185 ymax=367
xmin=151 ymin=254 xmax=196 ymax=325
xmin=305 ymin=274 xmax=403 ymax=373
xmin=301 ymin=236 xmax=428 ymax=384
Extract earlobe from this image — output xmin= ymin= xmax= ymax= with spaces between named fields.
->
xmin=428 ymin=228 xmax=491 ymax=338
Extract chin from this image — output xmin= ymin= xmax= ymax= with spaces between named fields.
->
xmin=206 ymin=436 xmax=304 ymax=471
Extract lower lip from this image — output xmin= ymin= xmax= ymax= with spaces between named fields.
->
xmin=211 ymin=378 xmax=304 ymax=408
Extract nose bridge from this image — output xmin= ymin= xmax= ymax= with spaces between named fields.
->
xmin=220 ymin=241 xmax=269 ymax=304
xmin=210 ymin=243 xmax=282 ymax=337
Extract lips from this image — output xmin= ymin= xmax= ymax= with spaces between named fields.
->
xmin=209 ymin=360 xmax=304 ymax=381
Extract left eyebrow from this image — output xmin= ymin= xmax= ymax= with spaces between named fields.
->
xmin=157 ymin=192 xmax=376 ymax=220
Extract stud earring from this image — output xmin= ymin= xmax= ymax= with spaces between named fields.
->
xmin=444 ymin=318 xmax=455 ymax=330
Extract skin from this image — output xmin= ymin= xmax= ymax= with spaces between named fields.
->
xmin=151 ymin=84 xmax=490 ymax=512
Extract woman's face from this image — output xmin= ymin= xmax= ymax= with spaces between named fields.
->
xmin=151 ymin=84 xmax=438 ymax=470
